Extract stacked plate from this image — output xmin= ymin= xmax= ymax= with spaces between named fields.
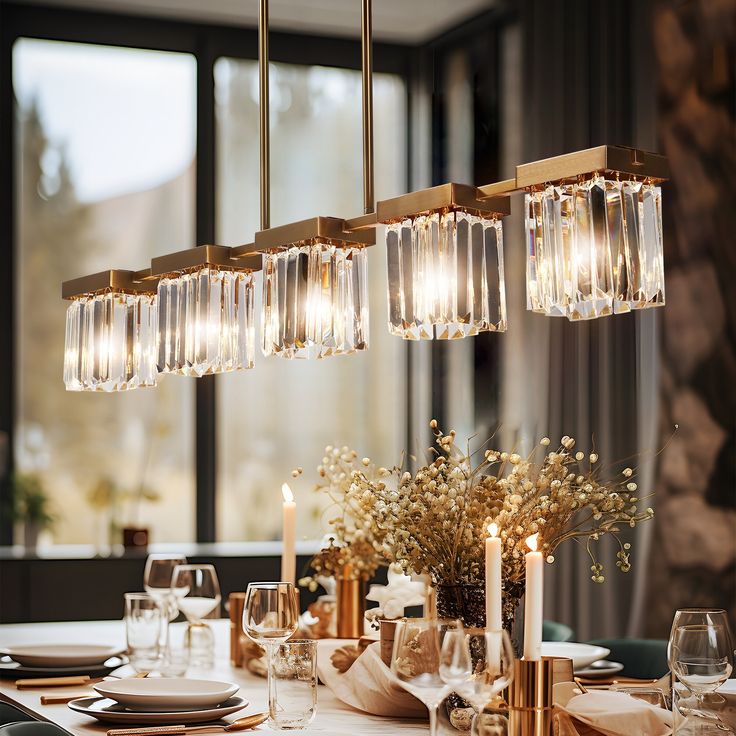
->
xmin=0 ymin=644 xmax=127 ymax=678
xmin=69 ymin=678 xmax=248 ymax=725
xmin=541 ymin=642 xmax=624 ymax=679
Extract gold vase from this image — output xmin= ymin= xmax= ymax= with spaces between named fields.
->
xmin=336 ymin=566 xmax=365 ymax=638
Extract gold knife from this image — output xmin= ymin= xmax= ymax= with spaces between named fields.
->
xmin=106 ymin=712 xmax=269 ymax=736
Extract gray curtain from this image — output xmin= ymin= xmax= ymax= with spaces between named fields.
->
xmin=497 ymin=0 xmax=661 ymax=640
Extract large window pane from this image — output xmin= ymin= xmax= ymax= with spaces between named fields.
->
xmin=14 ymin=39 xmax=197 ymax=546
xmin=215 ymin=60 xmax=407 ymax=541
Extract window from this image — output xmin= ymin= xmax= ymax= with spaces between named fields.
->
xmin=13 ymin=38 xmax=197 ymax=545
xmin=215 ymin=59 xmax=408 ymax=541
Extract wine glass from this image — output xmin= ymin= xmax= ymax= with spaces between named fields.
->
xmin=671 ymin=624 xmax=733 ymax=696
xmin=242 ymin=582 xmax=299 ymax=725
xmin=144 ymin=554 xmax=187 ymax=623
xmin=669 ymin=609 xmax=732 ymax=666
xmin=441 ymin=628 xmax=515 ymax=736
xmin=391 ymin=619 xmax=463 ymax=736
xmin=171 ymin=564 xmax=221 ymax=669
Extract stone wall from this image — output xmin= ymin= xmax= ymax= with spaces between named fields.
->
xmin=646 ymin=0 xmax=736 ymax=636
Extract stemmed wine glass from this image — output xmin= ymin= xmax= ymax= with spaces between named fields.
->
xmin=391 ymin=619 xmax=464 ymax=736
xmin=144 ymin=554 xmax=187 ymax=622
xmin=171 ymin=564 xmax=221 ymax=669
xmin=242 ymin=582 xmax=299 ymax=725
xmin=671 ymin=624 xmax=733 ymax=726
xmin=441 ymin=628 xmax=515 ymax=736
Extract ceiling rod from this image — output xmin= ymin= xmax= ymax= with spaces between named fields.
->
xmin=259 ymin=0 xmax=270 ymax=232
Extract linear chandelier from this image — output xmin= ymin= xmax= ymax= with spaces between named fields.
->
xmin=61 ymin=0 xmax=669 ymax=391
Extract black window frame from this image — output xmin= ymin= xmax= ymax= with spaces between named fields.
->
xmin=0 ymin=1 xmax=416 ymax=544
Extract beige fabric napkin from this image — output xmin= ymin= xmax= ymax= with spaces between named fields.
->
xmin=317 ymin=641 xmax=426 ymax=718
xmin=557 ymin=691 xmax=673 ymax=736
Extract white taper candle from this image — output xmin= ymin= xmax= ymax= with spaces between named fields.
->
xmin=280 ymin=483 xmax=296 ymax=584
xmin=523 ymin=532 xmax=544 ymax=661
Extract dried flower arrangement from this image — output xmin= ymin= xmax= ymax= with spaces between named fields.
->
xmin=357 ymin=421 xmax=653 ymax=584
xmin=297 ymin=446 xmax=391 ymax=590
xmin=300 ymin=422 xmax=654 ymax=625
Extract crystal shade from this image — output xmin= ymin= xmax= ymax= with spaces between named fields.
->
xmin=63 ymin=291 xmax=157 ymax=392
xmin=385 ymin=210 xmax=506 ymax=340
xmin=157 ymin=267 xmax=255 ymax=375
xmin=261 ymin=242 xmax=369 ymax=359
xmin=525 ymin=175 xmax=664 ymax=321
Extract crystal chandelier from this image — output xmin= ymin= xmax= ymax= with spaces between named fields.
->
xmin=62 ymin=270 xmax=157 ymax=392
xmin=256 ymin=221 xmax=372 ymax=359
xmin=62 ymin=0 xmax=671 ymax=390
xmin=378 ymin=184 xmax=509 ymax=340
xmin=520 ymin=147 xmax=667 ymax=321
xmin=151 ymin=246 xmax=258 ymax=376
xmin=245 ymin=0 xmax=375 ymax=360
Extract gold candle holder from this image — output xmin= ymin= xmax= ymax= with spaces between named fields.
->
xmin=336 ymin=565 xmax=366 ymax=638
xmin=507 ymin=657 xmax=556 ymax=736
xmin=229 ymin=592 xmax=246 ymax=667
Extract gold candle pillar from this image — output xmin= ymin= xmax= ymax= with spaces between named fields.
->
xmin=508 ymin=657 xmax=555 ymax=736
xmin=336 ymin=565 xmax=366 ymax=638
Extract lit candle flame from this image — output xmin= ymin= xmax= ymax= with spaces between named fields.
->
xmin=281 ymin=483 xmax=294 ymax=503
xmin=488 ymin=522 xmax=499 ymax=537
xmin=526 ymin=533 xmax=539 ymax=552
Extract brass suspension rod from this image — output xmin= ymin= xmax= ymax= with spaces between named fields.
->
xmin=259 ymin=0 xmax=270 ymax=230
xmin=361 ymin=0 xmax=374 ymax=215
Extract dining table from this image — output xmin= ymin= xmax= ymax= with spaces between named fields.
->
xmin=0 ymin=619 xmax=428 ymax=735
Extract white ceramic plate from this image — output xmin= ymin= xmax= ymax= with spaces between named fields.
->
xmin=94 ymin=678 xmax=239 ymax=712
xmin=540 ymin=642 xmax=611 ymax=669
xmin=718 ymin=679 xmax=736 ymax=704
xmin=0 ymin=655 xmax=126 ymax=679
xmin=574 ymin=659 xmax=625 ymax=678
xmin=0 ymin=645 xmax=125 ymax=668
xmin=67 ymin=696 xmax=248 ymax=725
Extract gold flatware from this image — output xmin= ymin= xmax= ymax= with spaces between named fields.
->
xmin=106 ymin=713 xmax=269 ymax=736
xmin=16 ymin=675 xmax=91 ymax=689
xmin=31 ymin=669 xmax=149 ymax=695
xmin=40 ymin=693 xmax=94 ymax=705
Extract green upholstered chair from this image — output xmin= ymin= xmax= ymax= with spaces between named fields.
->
xmin=543 ymin=619 xmax=574 ymax=642
xmin=587 ymin=638 xmax=669 ymax=679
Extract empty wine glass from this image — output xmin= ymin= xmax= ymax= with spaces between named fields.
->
xmin=669 ymin=609 xmax=732 ymax=668
xmin=391 ymin=619 xmax=463 ymax=736
xmin=441 ymin=628 xmax=515 ymax=736
xmin=672 ymin=624 xmax=733 ymax=696
xmin=242 ymin=582 xmax=299 ymax=727
xmin=171 ymin=564 xmax=221 ymax=668
xmin=144 ymin=554 xmax=187 ymax=622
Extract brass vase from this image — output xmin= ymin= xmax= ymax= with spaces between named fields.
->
xmin=336 ymin=565 xmax=366 ymax=638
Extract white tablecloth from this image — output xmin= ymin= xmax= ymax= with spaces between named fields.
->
xmin=0 ymin=619 xmax=427 ymax=735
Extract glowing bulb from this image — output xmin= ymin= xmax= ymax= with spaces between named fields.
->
xmin=526 ymin=533 xmax=539 ymax=552
xmin=488 ymin=522 xmax=499 ymax=537
xmin=281 ymin=483 xmax=294 ymax=503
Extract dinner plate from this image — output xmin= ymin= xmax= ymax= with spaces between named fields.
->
xmin=0 ymin=644 xmax=125 ymax=668
xmin=67 ymin=696 xmax=248 ymax=725
xmin=0 ymin=655 xmax=127 ymax=679
xmin=718 ymin=679 xmax=736 ymax=704
xmin=540 ymin=642 xmax=611 ymax=669
xmin=94 ymin=678 xmax=239 ymax=712
xmin=574 ymin=659 xmax=625 ymax=678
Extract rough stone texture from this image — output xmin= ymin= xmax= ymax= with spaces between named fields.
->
xmin=663 ymin=264 xmax=726 ymax=380
xmin=646 ymin=0 xmax=736 ymax=637
xmin=659 ymin=495 xmax=736 ymax=572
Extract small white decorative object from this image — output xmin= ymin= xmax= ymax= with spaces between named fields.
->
xmin=366 ymin=564 xmax=426 ymax=624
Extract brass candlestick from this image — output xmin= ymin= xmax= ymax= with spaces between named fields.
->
xmin=507 ymin=657 xmax=559 ymax=736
